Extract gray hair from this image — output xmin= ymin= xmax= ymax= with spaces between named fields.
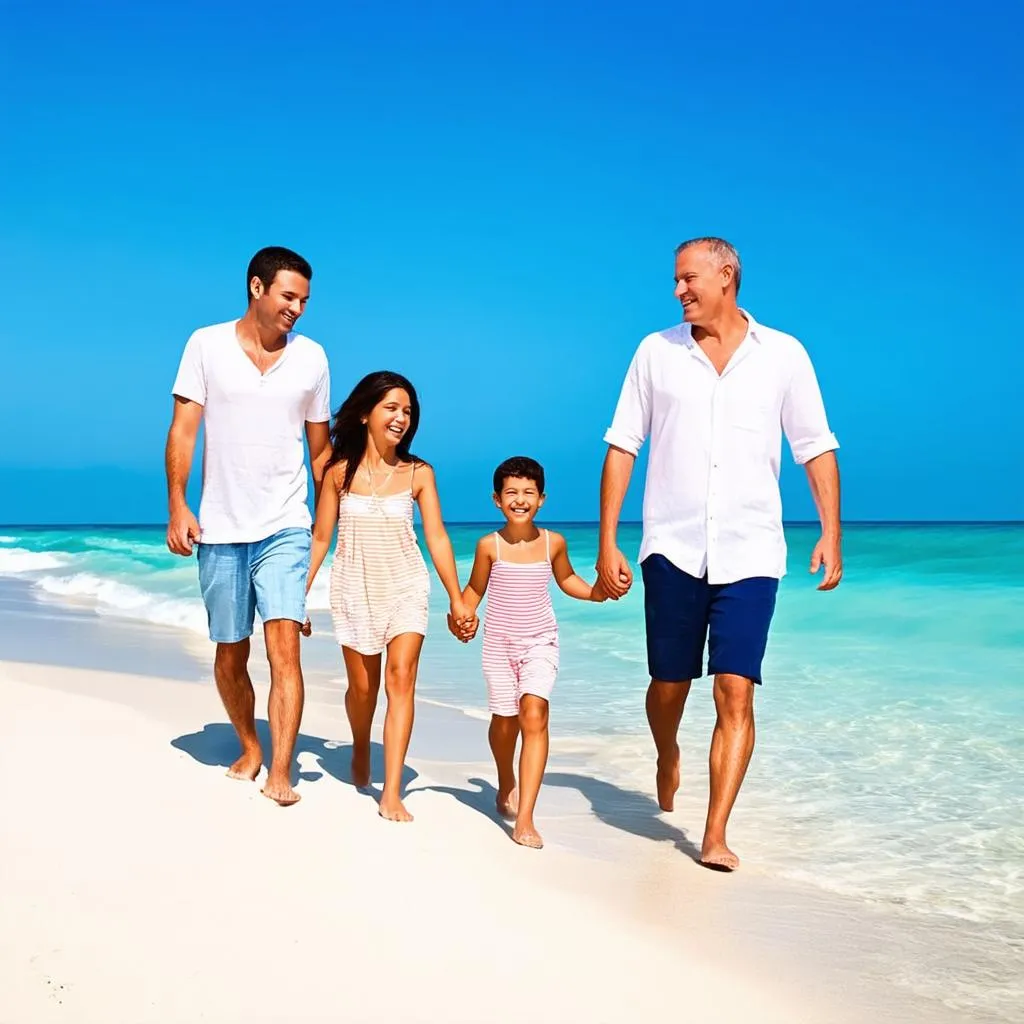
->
xmin=674 ymin=236 xmax=742 ymax=296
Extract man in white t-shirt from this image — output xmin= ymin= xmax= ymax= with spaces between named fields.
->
xmin=597 ymin=237 xmax=842 ymax=871
xmin=166 ymin=246 xmax=332 ymax=806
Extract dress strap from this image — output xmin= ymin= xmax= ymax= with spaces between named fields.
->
xmin=494 ymin=532 xmax=501 ymax=560
xmin=544 ymin=529 xmax=551 ymax=562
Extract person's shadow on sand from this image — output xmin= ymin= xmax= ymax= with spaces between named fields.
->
xmin=409 ymin=776 xmax=512 ymax=837
xmin=412 ymin=772 xmax=701 ymax=860
xmin=544 ymin=772 xmax=702 ymax=861
xmin=170 ymin=722 xmax=418 ymax=803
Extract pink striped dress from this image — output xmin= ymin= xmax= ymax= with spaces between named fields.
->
xmin=329 ymin=486 xmax=430 ymax=656
xmin=482 ymin=530 xmax=559 ymax=716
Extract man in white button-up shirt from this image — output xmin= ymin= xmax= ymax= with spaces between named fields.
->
xmin=597 ymin=237 xmax=842 ymax=871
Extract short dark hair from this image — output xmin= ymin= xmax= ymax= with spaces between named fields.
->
xmin=493 ymin=456 xmax=545 ymax=495
xmin=246 ymin=246 xmax=312 ymax=304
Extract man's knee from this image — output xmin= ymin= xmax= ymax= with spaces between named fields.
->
xmin=215 ymin=638 xmax=250 ymax=675
xmin=649 ymin=679 xmax=691 ymax=710
xmin=713 ymin=674 xmax=754 ymax=723
xmin=264 ymin=619 xmax=301 ymax=673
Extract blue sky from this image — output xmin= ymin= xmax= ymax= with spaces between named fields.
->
xmin=2 ymin=0 xmax=1021 ymax=524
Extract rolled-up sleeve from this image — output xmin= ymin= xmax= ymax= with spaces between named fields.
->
xmin=782 ymin=342 xmax=838 ymax=464
xmin=603 ymin=341 xmax=651 ymax=456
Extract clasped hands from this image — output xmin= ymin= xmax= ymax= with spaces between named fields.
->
xmin=447 ymin=603 xmax=479 ymax=644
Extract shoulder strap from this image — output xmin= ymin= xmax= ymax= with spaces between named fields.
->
xmin=544 ymin=529 xmax=551 ymax=562
xmin=494 ymin=532 xmax=501 ymax=559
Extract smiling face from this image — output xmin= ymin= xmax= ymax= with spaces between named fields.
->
xmin=364 ymin=387 xmax=413 ymax=453
xmin=250 ymin=269 xmax=310 ymax=336
xmin=673 ymin=242 xmax=736 ymax=326
xmin=494 ymin=475 xmax=545 ymax=525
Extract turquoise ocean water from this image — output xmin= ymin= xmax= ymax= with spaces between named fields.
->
xmin=1 ymin=523 xmax=1021 ymax=1019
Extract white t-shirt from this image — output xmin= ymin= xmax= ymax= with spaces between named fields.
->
xmin=603 ymin=311 xmax=838 ymax=584
xmin=171 ymin=320 xmax=331 ymax=544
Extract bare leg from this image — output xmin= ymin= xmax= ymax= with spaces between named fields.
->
xmin=488 ymin=715 xmax=520 ymax=818
xmin=646 ymin=679 xmax=691 ymax=811
xmin=341 ymin=647 xmax=382 ymax=788
xmin=213 ymin=639 xmax=263 ymax=781
xmin=261 ymin=619 xmax=304 ymax=806
xmin=701 ymin=673 xmax=755 ymax=870
xmin=379 ymin=632 xmax=423 ymax=822
xmin=512 ymin=695 xmax=549 ymax=849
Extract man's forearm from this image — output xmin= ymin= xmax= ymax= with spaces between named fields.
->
xmin=165 ymin=429 xmax=195 ymax=512
xmin=311 ymin=447 xmax=331 ymax=510
xmin=804 ymin=450 xmax=841 ymax=537
xmin=599 ymin=446 xmax=635 ymax=549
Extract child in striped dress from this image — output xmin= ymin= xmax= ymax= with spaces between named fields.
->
xmin=306 ymin=371 xmax=474 ymax=823
xmin=454 ymin=456 xmax=606 ymax=849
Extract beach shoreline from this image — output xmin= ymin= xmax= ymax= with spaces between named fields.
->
xmin=1 ymin=583 xmax=992 ymax=1023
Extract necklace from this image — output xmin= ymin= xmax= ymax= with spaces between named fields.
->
xmin=362 ymin=460 xmax=397 ymax=513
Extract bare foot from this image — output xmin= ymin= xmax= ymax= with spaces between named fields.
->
xmin=656 ymin=745 xmax=680 ymax=811
xmin=496 ymin=786 xmax=519 ymax=820
xmin=226 ymin=749 xmax=263 ymax=781
xmin=379 ymin=796 xmax=413 ymax=822
xmin=700 ymin=840 xmax=739 ymax=872
xmin=351 ymin=746 xmax=371 ymax=788
xmin=512 ymin=821 xmax=544 ymax=849
xmin=261 ymin=775 xmax=301 ymax=806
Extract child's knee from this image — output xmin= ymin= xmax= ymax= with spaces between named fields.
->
xmin=518 ymin=697 xmax=549 ymax=733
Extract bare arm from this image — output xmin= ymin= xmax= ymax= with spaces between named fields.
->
xmin=596 ymin=445 xmax=636 ymax=596
xmin=462 ymin=537 xmax=493 ymax=615
xmin=414 ymin=465 xmax=464 ymax=606
xmin=444 ymin=535 xmax=490 ymax=644
xmin=165 ymin=397 xmax=203 ymax=555
xmin=551 ymin=532 xmax=606 ymax=602
xmin=307 ymin=463 xmax=341 ymax=594
xmin=305 ymin=420 xmax=332 ymax=511
xmin=804 ymin=451 xmax=843 ymax=590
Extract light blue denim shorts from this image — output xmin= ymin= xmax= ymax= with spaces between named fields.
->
xmin=196 ymin=527 xmax=311 ymax=643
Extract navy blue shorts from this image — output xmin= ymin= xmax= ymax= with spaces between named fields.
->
xmin=640 ymin=554 xmax=779 ymax=685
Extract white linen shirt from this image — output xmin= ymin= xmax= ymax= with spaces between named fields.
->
xmin=603 ymin=311 xmax=838 ymax=584
xmin=171 ymin=320 xmax=331 ymax=544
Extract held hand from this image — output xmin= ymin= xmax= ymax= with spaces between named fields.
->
xmin=810 ymin=534 xmax=843 ymax=591
xmin=167 ymin=506 xmax=201 ymax=556
xmin=446 ymin=610 xmax=479 ymax=643
xmin=448 ymin=598 xmax=479 ymax=643
xmin=596 ymin=546 xmax=632 ymax=600
xmin=300 ymin=617 xmax=312 ymax=637
xmin=590 ymin=577 xmax=610 ymax=603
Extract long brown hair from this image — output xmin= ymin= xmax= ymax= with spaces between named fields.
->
xmin=327 ymin=371 xmax=422 ymax=494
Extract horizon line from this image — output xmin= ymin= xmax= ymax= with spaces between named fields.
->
xmin=2 ymin=519 xmax=1022 ymax=529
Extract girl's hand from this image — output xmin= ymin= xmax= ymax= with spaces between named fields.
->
xmin=449 ymin=598 xmax=478 ymax=642
xmin=301 ymin=617 xmax=312 ymax=637
xmin=591 ymin=578 xmax=610 ymax=603
xmin=447 ymin=611 xmax=478 ymax=643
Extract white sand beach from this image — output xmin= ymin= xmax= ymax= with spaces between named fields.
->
xmin=0 ymin=594 xmax=979 ymax=1024
xmin=1 ymin=660 xmax=802 ymax=1024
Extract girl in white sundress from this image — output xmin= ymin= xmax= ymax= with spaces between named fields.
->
xmin=306 ymin=370 xmax=474 ymax=822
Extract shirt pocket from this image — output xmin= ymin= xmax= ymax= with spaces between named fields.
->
xmin=727 ymin=400 xmax=777 ymax=467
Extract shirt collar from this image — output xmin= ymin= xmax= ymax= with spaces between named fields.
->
xmin=679 ymin=307 xmax=761 ymax=347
